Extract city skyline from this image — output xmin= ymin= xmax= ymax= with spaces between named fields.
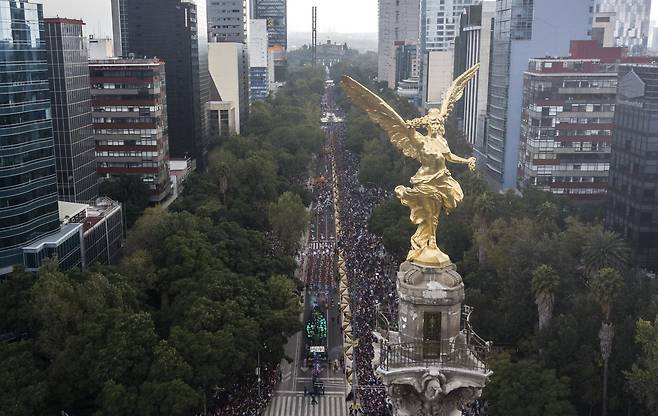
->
xmin=42 ymin=0 xmax=379 ymax=37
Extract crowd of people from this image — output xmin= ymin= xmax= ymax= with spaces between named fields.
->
xmin=324 ymin=88 xmax=399 ymax=416
xmin=211 ymin=365 xmax=280 ymax=415
xmin=302 ymin=162 xmax=337 ymax=289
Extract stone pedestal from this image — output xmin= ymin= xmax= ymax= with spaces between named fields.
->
xmin=375 ymin=262 xmax=491 ymax=416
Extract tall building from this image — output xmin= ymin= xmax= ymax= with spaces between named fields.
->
xmin=483 ymin=0 xmax=591 ymax=190
xmin=607 ymin=64 xmax=658 ymax=271
xmin=209 ymin=43 xmax=250 ymax=133
xmin=595 ymin=0 xmax=651 ymax=55
xmin=518 ymin=40 xmax=652 ymax=199
xmin=44 ymin=18 xmax=98 ymax=203
xmin=251 ymin=0 xmax=286 ymax=82
xmin=208 ymin=0 xmax=247 ymax=42
xmin=89 ymin=59 xmax=172 ymax=204
xmin=111 ymin=0 xmax=209 ymax=164
xmin=419 ymin=0 xmax=479 ymax=107
xmin=248 ymin=19 xmax=271 ymax=102
xmin=453 ymin=1 xmax=495 ymax=151
xmin=250 ymin=0 xmax=286 ymax=48
xmin=0 ymin=0 xmax=60 ymax=272
xmin=377 ymin=0 xmax=421 ymax=88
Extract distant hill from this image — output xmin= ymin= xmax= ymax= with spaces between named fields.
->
xmin=288 ymin=32 xmax=378 ymax=52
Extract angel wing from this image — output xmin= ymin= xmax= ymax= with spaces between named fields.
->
xmin=341 ymin=75 xmax=423 ymax=161
xmin=439 ymin=63 xmax=480 ymax=119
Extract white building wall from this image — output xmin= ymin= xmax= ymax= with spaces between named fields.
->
xmin=209 ymin=43 xmax=242 ymax=129
xmin=248 ymin=19 xmax=269 ymax=67
xmin=88 ymin=37 xmax=114 ymax=59
xmin=425 ymin=49 xmax=454 ymax=106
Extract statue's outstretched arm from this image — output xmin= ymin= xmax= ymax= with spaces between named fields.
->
xmin=445 ymin=152 xmax=476 ymax=171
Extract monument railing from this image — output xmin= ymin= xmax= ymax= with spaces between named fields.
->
xmin=379 ymin=340 xmax=489 ymax=373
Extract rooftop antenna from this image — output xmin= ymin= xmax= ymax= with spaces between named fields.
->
xmin=312 ymin=6 xmax=317 ymax=68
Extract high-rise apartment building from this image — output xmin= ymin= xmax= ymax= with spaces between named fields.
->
xmin=483 ymin=0 xmax=591 ymax=190
xmin=89 ymin=59 xmax=172 ymax=204
xmin=607 ymin=64 xmax=658 ymax=271
xmin=453 ymin=1 xmax=495 ymax=151
xmin=377 ymin=0 xmax=420 ymax=88
xmin=595 ymin=0 xmax=651 ymax=55
xmin=419 ymin=0 xmax=479 ymax=107
xmin=250 ymin=0 xmax=286 ymax=48
xmin=111 ymin=0 xmax=209 ymax=164
xmin=248 ymin=19 xmax=271 ymax=102
xmin=0 ymin=0 xmax=60 ymax=272
xmin=518 ymin=41 xmax=652 ymax=199
xmin=44 ymin=18 xmax=98 ymax=203
xmin=208 ymin=0 xmax=247 ymax=42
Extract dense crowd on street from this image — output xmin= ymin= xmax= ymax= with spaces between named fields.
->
xmin=324 ymin=89 xmax=399 ymax=416
xmin=212 ymin=365 xmax=280 ymax=416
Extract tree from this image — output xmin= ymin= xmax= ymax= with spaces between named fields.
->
xmin=268 ymin=191 xmax=309 ymax=254
xmin=484 ymin=354 xmax=577 ymax=416
xmin=531 ymin=264 xmax=560 ymax=330
xmin=582 ymin=229 xmax=630 ymax=276
xmin=473 ymin=193 xmax=496 ymax=264
xmin=590 ymin=267 xmax=625 ymax=416
xmin=99 ymin=175 xmax=151 ymax=227
xmin=625 ymin=315 xmax=658 ymax=414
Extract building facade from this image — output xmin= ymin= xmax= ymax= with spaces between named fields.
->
xmin=453 ymin=1 xmax=495 ymax=150
xmin=418 ymin=0 xmax=480 ymax=107
xmin=209 ymin=43 xmax=250 ymax=132
xmin=483 ymin=0 xmax=591 ymax=190
xmin=208 ymin=0 xmax=247 ymax=42
xmin=606 ymin=64 xmax=658 ymax=271
xmin=44 ymin=18 xmax=98 ymax=203
xmin=377 ymin=0 xmax=420 ymax=88
xmin=517 ymin=41 xmax=635 ymax=199
xmin=0 ymin=0 xmax=60 ymax=272
xmin=250 ymin=0 xmax=286 ymax=48
xmin=248 ymin=19 xmax=270 ymax=102
xmin=89 ymin=59 xmax=172 ymax=203
xmin=59 ymin=198 xmax=124 ymax=267
xmin=595 ymin=0 xmax=651 ymax=55
xmin=111 ymin=0 xmax=209 ymax=164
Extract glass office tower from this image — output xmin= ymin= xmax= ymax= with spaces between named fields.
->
xmin=0 ymin=0 xmax=60 ymax=271
xmin=45 ymin=18 xmax=98 ymax=203
xmin=111 ymin=0 xmax=209 ymax=165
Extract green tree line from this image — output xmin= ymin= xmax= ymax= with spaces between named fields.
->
xmin=0 ymin=67 xmax=326 ymax=415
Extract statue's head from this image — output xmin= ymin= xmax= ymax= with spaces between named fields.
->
xmin=426 ymin=108 xmax=445 ymax=137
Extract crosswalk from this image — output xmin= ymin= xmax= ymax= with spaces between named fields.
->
xmin=264 ymin=394 xmax=347 ymax=416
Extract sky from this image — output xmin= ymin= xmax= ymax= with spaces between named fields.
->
xmin=41 ymin=0 xmax=379 ymax=37
xmin=38 ymin=0 xmax=658 ymax=38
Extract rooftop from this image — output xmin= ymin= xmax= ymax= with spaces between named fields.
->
xmin=22 ymin=224 xmax=82 ymax=251
xmin=44 ymin=17 xmax=85 ymax=25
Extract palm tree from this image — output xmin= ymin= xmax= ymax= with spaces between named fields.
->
xmin=590 ymin=267 xmax=625 ymax=416
xmin=582 ymin=229 xmax=630 ymax=276
xmin=531 ymin=264 xmax=560 ymax=330
xmin=474 ymin=193 xmax=496 ymax=264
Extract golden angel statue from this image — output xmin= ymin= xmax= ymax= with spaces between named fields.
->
xmin=341 ymin=64 xmax=480 ymax=267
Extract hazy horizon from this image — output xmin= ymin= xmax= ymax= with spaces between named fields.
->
xmin=42 ymin=0 xmax=379 ymax=38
